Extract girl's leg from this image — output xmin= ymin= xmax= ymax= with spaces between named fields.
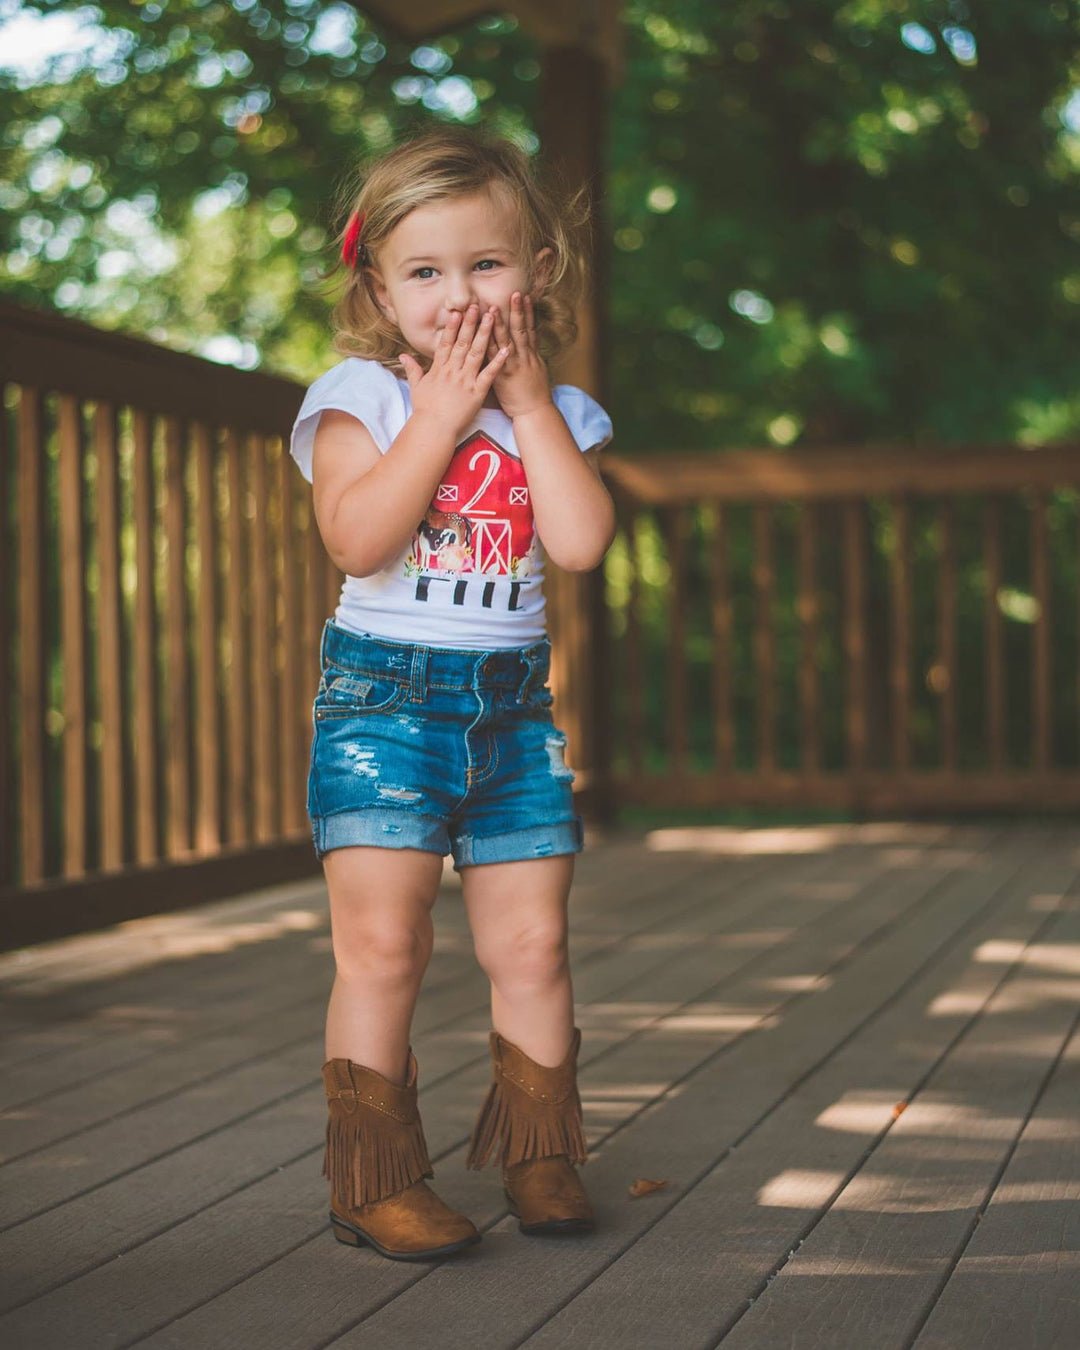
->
xmin=462 ymin=854 xmax=575 ymax=1065
xmin=323 ymin=845 xmax=444 ymax=1083
xmin=462 ymin=854 xmax=592 ymax=1233
xmin=321 ymin=844 xmax=481 ymax=1256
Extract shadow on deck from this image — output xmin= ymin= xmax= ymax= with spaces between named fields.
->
xmin=0 ymin=822 xmax=1077 ymax=1348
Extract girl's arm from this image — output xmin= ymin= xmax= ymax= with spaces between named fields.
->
xmin=512 ymin=404 xmax=616 ymax=572
xmin=312 ymin=306 xmax=509 ymax=577
xmin=487 ymin=292 xmax=615 ymax=572
xmin=312 ymin=408 xmax=456 ymax=577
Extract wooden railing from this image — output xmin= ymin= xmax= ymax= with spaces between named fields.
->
xmin=6 ymin=297 xmax=1080 ymax=945
xmin=599 ymin=448 xmax=1080 ymax=812
xmin=0 ymin=300 xmax=593 ymax=946
xmin=0 ymin=301 xmax=337 ymax=943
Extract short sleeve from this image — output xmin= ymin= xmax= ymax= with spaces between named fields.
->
xmin=552 ymin=385 xmax=613 ymax=454
xmin=289 ymin=358 xmax=406 ymax=483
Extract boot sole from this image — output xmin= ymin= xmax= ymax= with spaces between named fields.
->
xmin=330 ymin=1213 xmax=481 ymax=1262
xmin=505 ymin=1193 xmax=595 ymax=1237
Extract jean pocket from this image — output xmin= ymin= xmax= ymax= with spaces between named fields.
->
xmin=314 ymin=670 xmax=408 ymax=720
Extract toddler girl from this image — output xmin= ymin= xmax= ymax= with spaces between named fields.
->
xmin=289 ymin=126 xmax=615 ymax=1261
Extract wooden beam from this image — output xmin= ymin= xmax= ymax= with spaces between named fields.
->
xmin=538 ymin=37 xmax=613 ymax=819
xmin=0 ymin=300 xmax=302 ymax=437
xmin=602 ymin=446 xmax=1080 ymax=504
xmin=612 ymin=770 xmax=1080 ymax=814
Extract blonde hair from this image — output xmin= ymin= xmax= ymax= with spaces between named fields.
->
xmin=326 ymin=126 xmax=590 ymax=373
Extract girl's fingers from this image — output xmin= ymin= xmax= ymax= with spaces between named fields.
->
xmin=432 ymin=310 xmax=462 ymax=366
xmin=444 ymin=309 xmax=464 ymax=340
xmin=510 ymin=291 xmax=529 ymax=344
xmin=479 ymin=344 xmax=512 ymax=388
xmin=524 ymin=293 xmax=537 ymax=339
xmin=464 ymin=309 xmax=496 ymax=365
xmin=492 ymin=304 xmax=511 ymax=351
xmin=452 ymin=303 xmax=481 ymax=354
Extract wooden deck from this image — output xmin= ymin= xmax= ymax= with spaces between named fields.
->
xmin=0 ymin=822 xmax=1077 ymax=1349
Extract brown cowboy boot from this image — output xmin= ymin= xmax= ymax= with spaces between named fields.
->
xmin=466 ymin=1027 xmax=595 ymax=1236
xmin=322 ymin=1051 xmax=480 ymax=1261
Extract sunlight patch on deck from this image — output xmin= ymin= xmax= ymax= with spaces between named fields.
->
xmin=581 ymin=1082 xmax=674 ymax=1100
xmin=814 ymin=1091 xmax=911 ymax=1134
xmin=872 ymin=1096 xmax=1037 ymax=1141
xmin=927 ymin=987 xmax=995 ymax=1016
xmin=1 ymin=908 xmax=325 ymax=992
xmin=824 ymin=1172 xmax=989 ymax=1212
xmin=992 ymin=1179 xmax=1080 ymax=1201
xmin=973 ymin=939 xmax=1080 ymax=974
xmin=757 ymin=1168 xmax=847 ymax=1208
xmin=661 ymin=1008 xmax=779 ymax=1034
xmin=643 ymin=822 xmax=958 ymax=855
xmin=777 ymin=1255 xmax=941 ymax=1276
xmin=934 ymin=1252 xmax=1080 ymax=1272
xmin=761 ymin=974 xmax=832 ymax=992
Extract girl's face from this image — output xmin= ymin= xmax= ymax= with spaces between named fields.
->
xmin=368 ymin=188 xmax=552 ymax=362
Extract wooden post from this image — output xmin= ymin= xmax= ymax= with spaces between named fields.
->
xmin=58 ymin=394 xmax=88 ymax=877
xmin=17 ymin=387 xmax=46 ymax=883
xmin=539 ymin=41 xmax=613 ymax=822
xmin=0 ymin=382 xmax=10 ymax=884
xmin=94 ymin=401 xmax=126 ymax=871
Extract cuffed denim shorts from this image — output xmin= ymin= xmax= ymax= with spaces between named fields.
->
xmin=307 ymin=620 xmax=584 ymax=870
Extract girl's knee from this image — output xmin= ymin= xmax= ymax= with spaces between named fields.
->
xmin=332 ymin=916 xmax=433 ymax=984
xmin=476 ymin=922 xmax=568 ymax=989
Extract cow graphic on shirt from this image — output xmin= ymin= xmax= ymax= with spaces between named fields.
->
xmin=406 ymin=432 xmax=536 ymax=586
xmin=416 ymin=508 xmax=474 ymax=572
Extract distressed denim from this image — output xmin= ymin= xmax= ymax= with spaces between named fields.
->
xmin=307 ymin=620 xmax=584 ymax=869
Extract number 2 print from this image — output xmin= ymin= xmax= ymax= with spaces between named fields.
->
xmin=409 ymin=432 xmax=536 ymax=582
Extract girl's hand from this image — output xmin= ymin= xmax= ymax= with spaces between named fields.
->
xmin=486 ymin=292 xmax=553 ymax=420
xmin=398 ymin=304 xmax=510 ymax=436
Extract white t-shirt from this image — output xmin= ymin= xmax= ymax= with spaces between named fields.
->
xmin=290 ymin=357 xmax=613 ymax=649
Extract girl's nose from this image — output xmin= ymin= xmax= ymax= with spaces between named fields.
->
xmin=444 ymin=279 xmax=480 ymax=315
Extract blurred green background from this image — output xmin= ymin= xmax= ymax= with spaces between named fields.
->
xmin=3 ymin=0 xmax=1079 ymax=449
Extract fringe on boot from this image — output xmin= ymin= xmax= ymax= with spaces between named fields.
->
xmin=322 ymin=1051 xmax=434 ymax=1209
xmin=466 ymin=1027 xmax=588 ymax=1171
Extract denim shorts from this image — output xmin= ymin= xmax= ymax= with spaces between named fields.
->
xmin=307 ymin=620 xmax=585 ymax=869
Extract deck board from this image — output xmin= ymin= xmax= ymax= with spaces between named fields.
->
xmin=717 ymin=843 xmax=1080 ymax=1350
xmin=0 ymin=841 xmax=807 ymax=1314
xmin=0 ymin=847 xmax=778 ymax=1168
xmin=0 ymin=842 xmax=706 ymax=1131
xmin=0 ymin=823 xmax=1076 ymax=1349
xmin=318 ymin=829 xmax=1013 ymax=1350
xmin=120 ymin=834 xmax=911 ymax=1349
xmin=519 ymin=835 xmax=1072 ymax=1350
xmin=912 ymin=1020 xmax=1080 ymax=1350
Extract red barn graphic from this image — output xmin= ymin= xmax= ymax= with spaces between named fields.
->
xmin=410 ymin=432 xmax=535 ymax=579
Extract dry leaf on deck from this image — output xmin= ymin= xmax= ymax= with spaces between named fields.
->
xmin=628 ymin=1177 xmax=668 ymax=1197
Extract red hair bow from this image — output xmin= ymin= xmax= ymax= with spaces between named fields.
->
xmin=342 ymin=210 xmax=365 ymax=268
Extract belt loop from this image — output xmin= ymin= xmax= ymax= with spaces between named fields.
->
xmin=516 ymin=644 xmax=538 ymax=701
xmin=409 ymin=645 xmax=429 ymax=703
xmin=319 ymin=619 xmax=331 ymax=668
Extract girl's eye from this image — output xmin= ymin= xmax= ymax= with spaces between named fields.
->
xmin=475 ymin=259 xmax=499 ymax=271
xmin=413 ymin=267 xmax=436 ymax=279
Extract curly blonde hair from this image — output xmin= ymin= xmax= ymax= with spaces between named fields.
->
xmin=326 ymin=126 xmax=591 ymax=375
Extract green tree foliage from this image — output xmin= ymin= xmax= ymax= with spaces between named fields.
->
xmin=2 ymin=0 xmax=1079 ymax=448
xmin=1 ymin=0 xmax=537 ymax=379
xmin=609 ymin=0 xmax=1080 ymax=450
